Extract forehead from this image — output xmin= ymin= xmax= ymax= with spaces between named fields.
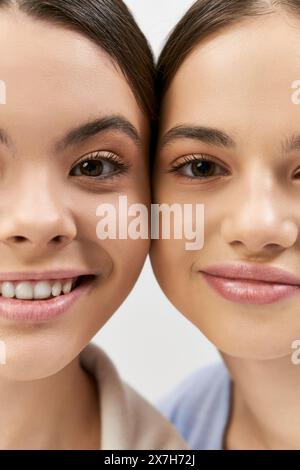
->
xmin=0 ymin=10 xmax=146 ymax=145
xmin=162 ymin=14 xmax=300 ymax=137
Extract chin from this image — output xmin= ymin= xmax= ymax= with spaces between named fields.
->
xmin=0 ymin=333 xmax=82 ymax=381
xmin=199 ymin=323 xmax=297 ymax=361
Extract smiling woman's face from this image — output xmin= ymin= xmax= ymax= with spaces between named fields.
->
xmin=0 ymin=10 xmax=150 ymax=380
xmin=151 ymin=13 xmax=300 ymax=360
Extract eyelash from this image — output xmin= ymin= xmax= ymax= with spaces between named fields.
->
xmin=168 ymin=155 xmax=300 ymax=181
xmin=168 ymin=153 xmax=230 ymax=180
xmin=70 ymin=150 xmax=130 ymax=181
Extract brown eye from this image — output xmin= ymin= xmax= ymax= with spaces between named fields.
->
xmin=174 ymin=156 xmax=229 ymax=179
xmin=70 ymin=152 xmax=128 ymax=180
xmin=190 ymin=160 xmax=216 ymax=177
xmin=78 ymin=160 xmax=104 ymax=177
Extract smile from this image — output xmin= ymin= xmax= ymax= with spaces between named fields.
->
xmin=0 ymin=273 xmax=96 ymax=322
xmin=0 ymin=277 xmax=80 ymax=300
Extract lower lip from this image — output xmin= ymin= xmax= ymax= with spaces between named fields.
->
xmin=200 ymin=272 xmax=300 ymax=304
xmin=0 ymin=277 xmax=95 ymax=322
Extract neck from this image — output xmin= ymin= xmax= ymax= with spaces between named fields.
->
xmin=0 ymin=355 xmax=100 ymax=449
xmin=222 ymin=352 xmax=300 ymax=450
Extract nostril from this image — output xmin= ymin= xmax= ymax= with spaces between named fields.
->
xmin=11 ymin=236 xmax=27 ymax=243
xmin=52 ymin=235 xmax=63 ymax=243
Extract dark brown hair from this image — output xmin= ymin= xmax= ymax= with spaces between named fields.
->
xmin=0 ymin=0 xmax=156 ymax=121
xmin=157 ymin=0 xmax=300 ymax=104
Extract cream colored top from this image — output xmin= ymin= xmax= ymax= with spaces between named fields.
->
xmin=79 ymin=342 xmax=189 ymax=450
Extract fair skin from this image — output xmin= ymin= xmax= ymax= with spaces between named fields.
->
xmin=0 ymin=8 xmax=150 ymax=449
xmin=151 ymin=12 xmax=300 ymax=449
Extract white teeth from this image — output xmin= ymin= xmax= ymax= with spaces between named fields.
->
xmin=2 ymin=282 xmax=15 ymax=298
xmin=15 ymin=281 xmax=34 ymax=300
xmin=52 ymin=281 xmax=62 ymax=297
xmin=62 ymin=280 xmax=72 ymax=294
xmin=33 ymin=281 xmax=52 ymax=300
xmin=0 ymin=277 xmax=78 ymax=300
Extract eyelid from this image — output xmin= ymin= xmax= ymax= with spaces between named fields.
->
xmin=73 ymin=150 xmax=126 ymax=166
xmin=165 ymin=153 xmax=231 ymax=184
xmin=168 ymin=153 xmax=229 ymax=172
xmin=70 ymin=149 xmax=131 ymax=181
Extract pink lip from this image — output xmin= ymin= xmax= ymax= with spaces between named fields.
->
xmin=200 ymin=263 xmax=300 ymax=304
xmin=0 ymin=276 xmax=95 ymax=322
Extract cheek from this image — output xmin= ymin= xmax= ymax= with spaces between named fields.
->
xmin=150 ymin=236 xmax=194 ymax=305
xmin=73 ymin=189 xmax=150 ymax=276
xmin=111 ymin=189 xmax=151 ymax=278
xmin=151 ymin=177 xmax=205 ymax=294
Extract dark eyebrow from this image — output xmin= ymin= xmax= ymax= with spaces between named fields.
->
xmin=159 ymin=125 xmax=236 ymax=150
xmin=160 ymin=126 xmax=300 ymax=156
xmin=0 ymin=115 xmax=142 ymax=154
xmin=53 ymin=115 xmax=142 ymax=153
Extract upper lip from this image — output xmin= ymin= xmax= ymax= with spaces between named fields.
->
xmin=0 ymin=269 xmax=98 ymax=281
xmin=200 ymin=263 xmax=300 ymax=286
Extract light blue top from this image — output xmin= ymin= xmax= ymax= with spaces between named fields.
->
xmin=157 ymin=362 xmax=232 ymax=450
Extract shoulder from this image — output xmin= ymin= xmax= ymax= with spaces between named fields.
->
xmin=157 ymin=362 xmax=231 ymax=450
xmin=80 ymin=342 xmax=189 ymax=450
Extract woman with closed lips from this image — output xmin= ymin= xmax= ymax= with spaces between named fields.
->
xmin=0 ymin=0 xmax=187 ymax=450
xmin=151 ymin=0 xmax=300 ymax=450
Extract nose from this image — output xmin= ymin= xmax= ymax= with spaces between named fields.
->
xmin=220 ymin=171 xmax=299 ymax=256
xmin=0 ymin=177 xmax=77 ymax=259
